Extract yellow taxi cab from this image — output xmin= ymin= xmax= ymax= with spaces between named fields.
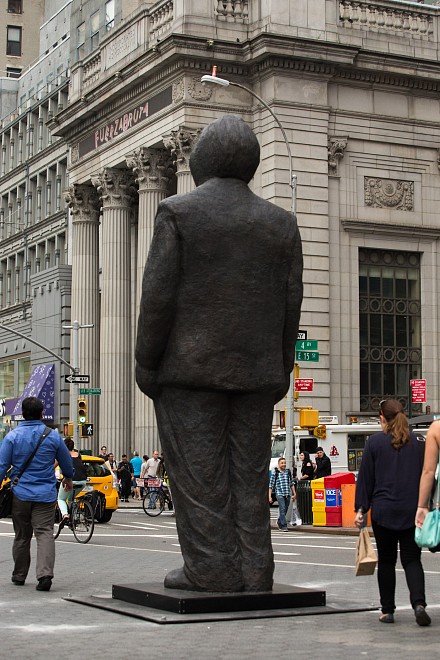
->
xmin=59 ymin=455 xmax=119 ymax=522
xmin=78 ymin=455 xmax=119 ymax=522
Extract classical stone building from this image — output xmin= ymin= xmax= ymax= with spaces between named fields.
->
xmin=48 ymin=0 xmax=440 ymax=460
xmin=3 ymin=1 xmax=440 ymax=458
xmin=0 ymin=0 xmax=71 ymax=437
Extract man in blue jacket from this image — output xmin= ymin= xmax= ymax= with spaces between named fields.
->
xmin=0 ymin=397 xmax=74 ymax=591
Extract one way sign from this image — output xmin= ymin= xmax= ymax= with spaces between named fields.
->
xmin=65 ymin=374 xmax=90 ymax=383
xmin=81 ymin=424 xmax=93 ymax=437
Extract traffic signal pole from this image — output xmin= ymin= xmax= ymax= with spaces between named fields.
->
xmin=62 ymin=320 xmax=93 ymax=447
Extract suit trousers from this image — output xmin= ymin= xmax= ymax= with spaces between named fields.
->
xmin=11 ymin=495 xmax=56 ymax=582
xmin=154 ymin=386 xmax=275 ymax=592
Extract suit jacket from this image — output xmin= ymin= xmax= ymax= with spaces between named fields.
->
xmin=135 ymin=176 xmax=303 ymax=400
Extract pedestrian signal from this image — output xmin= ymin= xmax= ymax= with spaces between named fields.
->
xmin=77 ymin=398 xmax=87 ymax=424
xmin=81 ymin=423 xmax=93 ymax=437
xmin=63 ymin=422 xmax=74 ymax=437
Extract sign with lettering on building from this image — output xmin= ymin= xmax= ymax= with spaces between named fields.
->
xmin=78 ymin=86 xmax=173 ymax=157
xmin=410 ymin=378 xmax=426 ymax=403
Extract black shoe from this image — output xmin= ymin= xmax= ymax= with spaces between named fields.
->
xmin=415 ymin=605 xmax=431 ymax=627
xmin=379 ymin=613 xmax=394 ymax=623
xmin=36 ymin=576 xmax=52 ymax=592
xmin=11 ymin=576 xmax=25 ymax=586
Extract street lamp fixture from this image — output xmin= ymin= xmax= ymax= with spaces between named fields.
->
xmin=201 ymin=71 xmax=296 ymax=214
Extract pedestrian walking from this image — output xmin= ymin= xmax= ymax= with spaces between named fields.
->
xmin=314 ymin=447 xmax=332 ymax=478
xmin=0 ymin=397 xmax=74 ymax=591
xmin=299 ymin=451 xmax=314 ymax=480
xmin=355 ymin=398 xmax=431 ymax=626
xmin=117 ymin=455 xmax=133 ymax=502
xmin=130 ymin=451 xmax=143 ymax=499
xmin=269 ymin=457 xmax=295 ymax=531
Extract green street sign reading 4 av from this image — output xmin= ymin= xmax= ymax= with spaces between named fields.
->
xmin=296 ymin=340 xmax=318 ymax=351
xmin=295 ymin=350 xmax=320 ymax=362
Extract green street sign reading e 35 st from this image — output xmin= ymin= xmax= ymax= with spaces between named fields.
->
xmin=296 ymin=340 xmax=318 ymax=351
xmin=295 ymin=350 xmax=319 ymax=362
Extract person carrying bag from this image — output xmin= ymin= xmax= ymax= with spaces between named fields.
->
xmin=355 ymin=526 xmax=377 ymax=576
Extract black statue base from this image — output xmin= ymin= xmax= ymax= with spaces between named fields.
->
xmin=112 ymin=582 xmax=325 ymax=615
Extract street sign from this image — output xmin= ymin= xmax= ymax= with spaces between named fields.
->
xmin=65 ymin=374 xmax=90 ymax=383
xmin=410 ymin=379 xmax=426 ymax=403
xmin=79 ymin=388 xmax=102 ymax=395
xmin=294 ymin=378 xmax=314 ymax=392
xmin=81 ymin=423 xmax=94 ymax=437
xmin=296 ymin=340 xmax=318 ymax=351
xmin=297 ymin=329 xmax=308 ymax=340
xmin=296 ymin=350 xmax=319 ymax=362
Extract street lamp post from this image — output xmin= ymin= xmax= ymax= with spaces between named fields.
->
xmin=201 ymin=71 xmax=298 ymax=470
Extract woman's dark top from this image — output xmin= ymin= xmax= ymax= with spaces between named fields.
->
xmin=355 ymin=431 xmax=423 ymax=530
xmin=72 ymin=454 xmax=87 ymax=481
xmin=301 ymin=452 xmax=314 ymax=480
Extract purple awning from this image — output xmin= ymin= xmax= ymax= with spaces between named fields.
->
xmin=12 ymin=364 xmax=55 ymax=421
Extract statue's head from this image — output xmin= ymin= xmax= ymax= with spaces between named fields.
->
xmin=190 ymin=115 xmax=260 ymax=186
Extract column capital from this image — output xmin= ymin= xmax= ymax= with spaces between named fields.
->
xmin=92 ymin=167 xmax=137 ymax=209
xmin=64 ymin=183 xmax=100 ymax=223
xmin=163 ymin=126 xmax=201 ymax=174
xmin=126 ymin=147 xmax=174 ymax=193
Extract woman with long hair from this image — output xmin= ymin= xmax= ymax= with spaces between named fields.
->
xmin=355 ymin=399 xmax=430 ymax=626
xmin=299 ymin=451 xmax=314 ymax=480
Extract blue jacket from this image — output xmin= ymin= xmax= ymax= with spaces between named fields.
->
xmin=0 ymin=420 xmax=74 ymax=503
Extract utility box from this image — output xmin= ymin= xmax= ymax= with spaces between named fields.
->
xmin=299 ymin=409 xmax=319 ymax=428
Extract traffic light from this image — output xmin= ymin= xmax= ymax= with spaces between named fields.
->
xmin=77 ymin=398 xmax=87 ymax=424
xmin=81 ymin=423 xmax=93 ymax=437
xmin=63 ymin=422 xmax=74 ymax=437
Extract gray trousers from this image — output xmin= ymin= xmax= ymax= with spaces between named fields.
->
xmin=155 ymin=386 xmax=275 ymax=592
xmin=11 ymin=495 xmax=56 ymax=581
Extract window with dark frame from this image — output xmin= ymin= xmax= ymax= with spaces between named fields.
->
xmin=359 ymin=248 xmax=422 ymax=414
xmin=6 ymin=66 xmax=22 ymax=78
xmin=8 ymin=0 xmax=22 ymax=14
xmin=6 ymin=26 xmax=22 ymax=56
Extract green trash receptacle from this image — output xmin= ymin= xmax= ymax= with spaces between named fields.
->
xmin=296 ymin=480 xmax=312 ymax=524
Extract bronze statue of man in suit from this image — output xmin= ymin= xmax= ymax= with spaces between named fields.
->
xmin=136 ymin=115 xmax=303 ymax=592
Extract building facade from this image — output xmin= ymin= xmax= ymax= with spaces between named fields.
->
xmin=0 ymin=0 xmax=72 ymax=437
xmin=3 ymin=0 xmax=440 ymax=459
xmin=48 ymin=0 xmax=440 ymax=459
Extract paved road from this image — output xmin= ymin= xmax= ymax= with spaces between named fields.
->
xmin=0 ymin=508 xmax=439 ymax=659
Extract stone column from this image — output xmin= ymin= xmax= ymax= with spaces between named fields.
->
xmin=126 ymin=147 xmax=174 ymax=456
xmin=92 ymin=168 xmax=137 ymax=459
xmin=65 ymin=184 xmax=100 ymax=449
xmin=163 ymin=126 xmax=201 ymax=194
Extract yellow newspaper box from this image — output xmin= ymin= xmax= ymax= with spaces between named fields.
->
xmin=311 ymin=477 xmax=326 ymax=526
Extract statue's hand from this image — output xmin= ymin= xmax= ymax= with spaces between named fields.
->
xmin=135 ymin=364 xmax=161 ymax=400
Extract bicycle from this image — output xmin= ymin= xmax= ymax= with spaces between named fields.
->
xmin=142 ymin=478 xmax=173 ymax=517
xmin=54 ymin=484 xmax=95 ymax=543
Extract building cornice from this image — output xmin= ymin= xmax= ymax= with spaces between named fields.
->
xmin=341 ymin=219 xmax=440 ymax=240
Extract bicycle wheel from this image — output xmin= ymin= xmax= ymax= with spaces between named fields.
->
xmin=53 ymin=504 xmax=63 ymax=539
xmin=71 ymin=499 xmax=95 ymax=543
xmin=142 ymin=491 xmax=165 ymax=516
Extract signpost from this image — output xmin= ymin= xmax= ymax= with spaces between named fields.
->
xmin=296 ymin=340 xmax=318 ymax=351
xmin=294 ymin=378 xmax=314 ymax=392
xmin=79 ymin=388 xmax=101 ymax=395
xmin=295 ymin=350 xmax=319 ymax=362
xmin=297 ymin=329 xmax=308 ymax=341
xmin=410 ymin=379 xmax=426 ymax=403
xmin=65 ymin=374 xmax=90 ymax=384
